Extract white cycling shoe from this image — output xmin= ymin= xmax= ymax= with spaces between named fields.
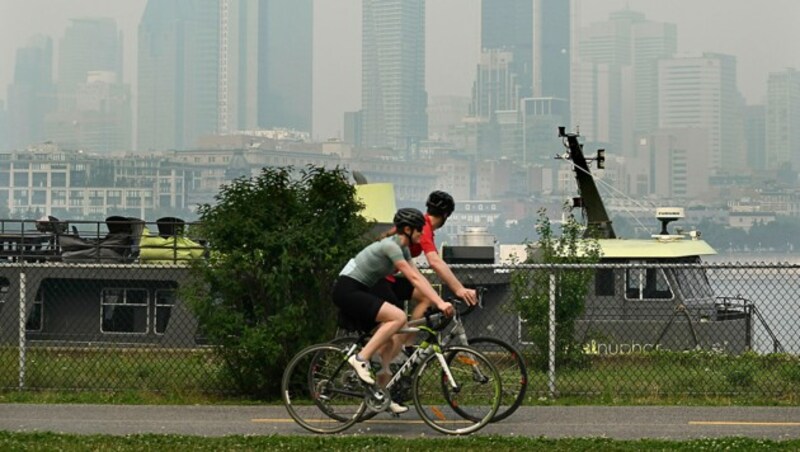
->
xmin=387 ymin=401 xmax=409 ymax=415
xmin=347 ymin=354 xmax=375 ymax=385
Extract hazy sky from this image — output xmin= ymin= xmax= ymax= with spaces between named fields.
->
xmin=1 ymin=0 xmax=798 ymax=141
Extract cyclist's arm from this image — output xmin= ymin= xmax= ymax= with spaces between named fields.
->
xmin=425 ymin=250 xmax=477 ymax=305
xmin=395 ymin=259 xmax=453 ymax=316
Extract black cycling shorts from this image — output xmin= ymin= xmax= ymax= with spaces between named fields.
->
xmin=332 ymin=275 xmax=401 ymax=332
xmin=372 ymin=277 xmax=414 ymax=307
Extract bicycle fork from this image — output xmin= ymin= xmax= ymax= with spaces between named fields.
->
xmin=448 ymin=322 xmax=490 ymax=385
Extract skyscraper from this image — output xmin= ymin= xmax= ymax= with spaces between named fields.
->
xmin=476 ymin=0 xmax=570 ymax=164
xmin=6 ymin=35 xmax=54 ymax=149
xmin=765 ymin=68 xmax=800 ymax=171
xmin=482 ymin=0 xmax=533 ymax=99
xmin=48 ymin=18 xmax=129 ymax=152
xmin=362 ymin=0 xmax=427 ymax=151
xmin=574 ymin=9 xmax=675 ymax=154
xmin=533 ymin=0 xmax=571 ymax=104
xmin=218 ymin=0 xmax=313 ymax=135
xmin=137 ymin=0 xmax=219 ymax=151
xmin=58 ymin=18 xmax=122 ymax=93
xmin=658 ymin=53 xmax=744 ymax=173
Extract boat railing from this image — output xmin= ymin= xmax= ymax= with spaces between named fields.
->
xmin=0 ymin=217 xmax=207 ymax=265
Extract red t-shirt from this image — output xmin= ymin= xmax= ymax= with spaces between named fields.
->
xmin=409 ymin=214 xmax=436 ymax=258
xmin=387 ymin=214 xmax=436 ymax=283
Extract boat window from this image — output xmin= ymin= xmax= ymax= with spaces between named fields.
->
xmin=101 ymin=288 xmax=148 ymax=334
xmin=595 ymin=268 xmax=615 ymax=296
xmin=625 ymin=267 xmax=672 ymax=300
xmin=674 ymin=267 xmax=713 ymax=300
xmin=25 ymin=288 xmax=44 ymax=332
xmin=154 ymin=290 xmax=175 ymax=335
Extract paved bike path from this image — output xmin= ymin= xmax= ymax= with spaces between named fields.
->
xmin=1 ymin=404 xmax=799 ymax=440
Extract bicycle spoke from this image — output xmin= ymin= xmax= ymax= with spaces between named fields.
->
xmin=282 ymin=344 xmax=366 ymax=433
xmin=413 ymin=345 xmax=500 ymax=435
xmin=465 ymin=337 xmax=528 ymax=422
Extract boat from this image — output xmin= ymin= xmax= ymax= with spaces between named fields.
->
xmin=555 ymin=127 xmax=781 ymax=355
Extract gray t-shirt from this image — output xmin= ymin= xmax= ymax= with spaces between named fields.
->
xmin=339 ymin=235 xmax=412 ymax=287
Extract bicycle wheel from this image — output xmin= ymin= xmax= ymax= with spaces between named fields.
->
xmin=281 ymin=343 xmax=367 ymax=434
xmin=412 ymin=345 xmax=500 ymax=435
xmin=327 ymin=336 xmax=380 ymax=422
xmin=458 ymin=337 xmax=528 ymax=422
xmin=327 ymin=335 xmax=415 ymax=422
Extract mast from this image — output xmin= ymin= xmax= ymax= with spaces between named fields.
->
xmin=558 ymin=127 xmax=616 ymax=239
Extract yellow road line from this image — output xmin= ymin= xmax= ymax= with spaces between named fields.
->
xmin=252 ymin=418 xmax=426 ymax=425
xmin=690 ymin=421 xmax=800 ymax=427
xmin=252 ymin=418 xmax=470 ymax=425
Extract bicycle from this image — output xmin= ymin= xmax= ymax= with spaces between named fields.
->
xmin=331 ymin=287 xmax=528 ymax=423
xmin=281 ymin=304 xmax=502 ymax=435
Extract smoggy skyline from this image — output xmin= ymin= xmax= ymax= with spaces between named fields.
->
xmin=1 ymin=0 xmax=798 ymax=142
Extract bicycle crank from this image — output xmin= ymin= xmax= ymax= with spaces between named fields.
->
xmin=365 ymin=387 xmax=391 ymax=412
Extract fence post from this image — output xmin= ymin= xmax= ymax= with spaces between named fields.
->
xmin=548 ymin=270 xmax=556 ymax=399
xmin=18 ymin=270 xmax=26 ymax=390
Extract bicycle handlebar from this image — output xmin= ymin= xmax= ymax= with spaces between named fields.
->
xmin=416 ymin=286 xmax=487 ymax=331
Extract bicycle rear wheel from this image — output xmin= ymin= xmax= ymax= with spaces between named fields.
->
xmin=281 ymin=343 xmax=367 ymax=434
xmin=456 ymin=337 xmax=527 ymax=422
xmin=327 ymin=335 xmax=380 ymax=422
xmin=412 ymin=345 xmax=500 ymax=435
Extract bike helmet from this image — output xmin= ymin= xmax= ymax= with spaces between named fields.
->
xmin=393 ymin=207 xmax=425 ymax=231
xmin=426 ymin=190 xmax=455 ymax=218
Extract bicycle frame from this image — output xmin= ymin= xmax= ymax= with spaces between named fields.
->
xmin=339 ymin=321 xmax=461 ymax=401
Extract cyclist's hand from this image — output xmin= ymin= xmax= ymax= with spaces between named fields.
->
xmin=437 ymin=301 xmax=454 ymax=317
xmin=457 ymin=287 xmax=478 ymax=306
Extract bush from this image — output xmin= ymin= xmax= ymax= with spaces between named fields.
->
xmin=184 ymin=165 xmax=371 ymax=398
xmin=511 ymin=207 xmax=601 ymax=371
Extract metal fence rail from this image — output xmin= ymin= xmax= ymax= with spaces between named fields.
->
xmin=1 ymin=260 xmax=798 ymax=399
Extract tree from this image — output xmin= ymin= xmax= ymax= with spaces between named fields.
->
xmin=511 ymin=207 xmax=601 ymax=371
xmin=185 ymin=165 xmax=371 ymax=398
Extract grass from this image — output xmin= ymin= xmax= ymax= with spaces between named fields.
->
xmin=0 ymin=432 xmax=799 ymax=451
xmin=1 ymin=347 xmax=799 ymax=406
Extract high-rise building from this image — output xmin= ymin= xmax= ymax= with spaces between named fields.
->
xmin=574 ymin=9 xmax=675 ymax=154
xmin=470 ymin=50 xmax=521 ymax=120
xmin=50 ymin=18 xmax=129 ymax=152
xmin=765 ymin=68 xmax=800 ymax=171
xmin=57 ymin=18 xmax=122 ymax=94
xmin=744 ymin=105 xmax=766 ymax=171
xmin=482 ymin=0 xmax=533 ymax=99
xmin=6 ymin=35 xmax=55 ymax=149
xmin=361 ymin=0 xmax=427 ymax=151
xmin=0 ymin=101 xmax=7 ymax=150
xmin=533 ymin=0 xmax=571 ymax=105
xmin=44 ymin=71 xmax=132 ymax=152
xmin=476 ymin=0 xmax=570 ymax=166
xmin=137 ymin=0 xmax=219 ymax=151
xmin=218 ymin=0 xmax=313 ymax=135
xmin=658 ymin=53 xmax=745 ymax=173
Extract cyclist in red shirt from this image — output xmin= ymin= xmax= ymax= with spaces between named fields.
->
xmin=372 ymin=191 xmax=478 ymax=331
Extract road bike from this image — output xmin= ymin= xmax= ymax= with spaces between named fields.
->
xmin=281 ymin=303 xmax=502 ymax=435
xmin=332 ymin=287 xmax=528 ymax=423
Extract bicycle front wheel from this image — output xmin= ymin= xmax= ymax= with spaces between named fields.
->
xmin=281 ymin=343 xmax=367 ymax=434
xmin=460 ymin=337 xmax=528 ymax=422
xmin=412 ymin=345 xmax=500 ymax=435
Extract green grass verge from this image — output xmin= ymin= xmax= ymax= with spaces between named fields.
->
xmin=0 ymin=432 xmax=798 ymax=451
xmin=2 ymin=347 xmax=799 ymax=405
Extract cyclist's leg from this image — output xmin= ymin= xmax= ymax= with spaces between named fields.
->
xmin=359 ymin=301 xmax=405 ymax=362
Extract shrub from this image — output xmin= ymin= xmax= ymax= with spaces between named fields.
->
xmin=511 ymin=206 xmax=601 ymax=371
xmin=184 ymin=165 xmax=371 ymax=398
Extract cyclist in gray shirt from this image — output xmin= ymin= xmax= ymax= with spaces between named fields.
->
xmin=332 ymin=208 xmax=453 ymax=413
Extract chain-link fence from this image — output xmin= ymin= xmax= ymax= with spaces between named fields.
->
xmin=1 ymin=257 xmax=799 ymax=399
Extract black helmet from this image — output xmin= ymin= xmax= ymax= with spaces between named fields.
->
xmin=393 ymin=207 xmax=425 ymax=231
xmin=426 ymin=190 xmax=455 ymax=217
